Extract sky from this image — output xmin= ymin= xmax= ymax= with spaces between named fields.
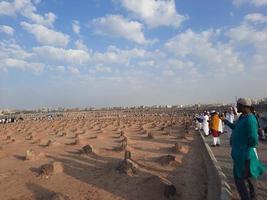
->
xmin=0 ymin=0 xmax=267 ymax=109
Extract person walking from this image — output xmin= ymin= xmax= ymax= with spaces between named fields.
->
xmin=210 ymin=111 xmax=222 ymax=146
xmin=223 ymin=98 xmax=266 ymax=200
xmin=202 ymin=112 xmax=209 ymax=136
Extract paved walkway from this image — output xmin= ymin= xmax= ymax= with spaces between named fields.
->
xmin=204 ymin=134 xmax=267 ymax=200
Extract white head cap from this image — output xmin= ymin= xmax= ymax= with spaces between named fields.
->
xmin=237 ymin=98 xmax=252 ymax=107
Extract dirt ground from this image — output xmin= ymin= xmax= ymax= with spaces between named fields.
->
xmin=0 ymin=111 xmax=207 ymax=200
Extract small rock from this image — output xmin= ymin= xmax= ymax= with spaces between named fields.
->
xmin=81 ymin=144 xmax=93 ymax=155
xmin=159 ymin=155 xmax=177 ymax=166
xmin=39 ymin=139 xmax=51 ymax=147
xmin=179 ymin=145 xmax=189 ymax=154
xmin=25 ymin=135 xmax=33 ymax=140
xmin=124 ymin=150 xmax=131 ymax=160
xmin=173 ymin=142 xmax=181 ymax=153
xmin=147 ymin=131 xmax=154 ymax=139
xmin=25 ymin=149 xmax=37 ymax=161
xmin=116 ymin=159 xmax=137 ymax=176
xmin=39 ymin=161 xmax=63 ymax=178
xmin=119 ymin=131 xmax=125 ymax=137
xmin=39 ymin=163 xmax=53 ymax=178
xmin=121 ymin=140 xmax=127 ymax=150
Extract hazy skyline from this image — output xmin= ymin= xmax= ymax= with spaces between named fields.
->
xmin=0 ymin=0 xmax=267 ymax=109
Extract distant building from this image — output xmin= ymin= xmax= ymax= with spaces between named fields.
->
xmin=37 ymin=107 xmax=49 ymax=112
xmin=258 ymin=98 xmax=267 ymax=105
xmin=1 ymin=109 xmax=16 ymax=115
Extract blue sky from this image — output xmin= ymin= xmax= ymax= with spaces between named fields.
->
xmin=0 ymin=0 xmax=267 ymax=109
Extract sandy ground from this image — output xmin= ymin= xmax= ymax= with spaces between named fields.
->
xmin=0 ymin=112 xmax=207 ymax=200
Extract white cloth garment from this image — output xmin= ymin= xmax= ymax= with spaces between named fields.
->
xmin=202 ymin=115 xmax=209 ymax=136
xmin=254 ymin=148 xmax=259 ymax=160
xmin=213 ymin=137 xmax=221 ymax=145
xmin=214 ymin=119 xmax=223 ymax=146
xmin=225 ymin=112 xmax=235 ymax=138
xmin=218 ymin=118 xmax=223 ymax=133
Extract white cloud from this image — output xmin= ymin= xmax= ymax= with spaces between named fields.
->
xmin=93 ymin=45 xmax=146 ymax=65
xmin=167 ymin=59 xmax=194 ymax=70
xmin=138 ymin=60 xmax=155 ymax=67
xmin=165 ymin=29 xmax=215 ymax=57
xmin=0 ymin=1 xmax=14 ymax=16
xmin=68 ymin=66 xmax=80 ymax=75
xmin=0 ymin=0 xmax=56 ymax=27
xmin=21 ymin=22 xmax=69 ymax=47
xmin=226 ymin=24 xmax=267 ymax=50
xmin=118 ymin=0 xmax=188 ymax=28
xmin=95 ymin=65 xmax=112 ymax=73
xmin=226 ymin=20 xmax=267 ymax=70
xmin=0 ymin=58 xmax=44 ymax=74
xmin=0 ymin=40 xmax=33 ymax=60
xmin=50 ymin=65 xmax=65 ymax=72
xmin=244 ymin=13 xmax=267 ymax=24
xmin=233 ymin=0 xmax=267 ymax=7
xmin=0 ymin=40 xmax=39 ymax=74
xmin=165 ymin=29 xmax=244 ymax=73
xmin=0 ymin=25 xmax=14 ymax=35
xmin=75 ymin=40 xmax=89 ymax=51
xmin=24 ymin=11 xmax=56 ymax=28
xmin=252 ymin=51 xmax=267 ymax=70
xmin=91 ymin=14 xmax=155 ymax=44
xmin=33 ymin=46 xmax=90 ymax=65
xmin=72 ymin=20 xmax=80 ymax=34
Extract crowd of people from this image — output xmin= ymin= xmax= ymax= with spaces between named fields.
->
xmin=194 ymin=98 xmax=267 ymax=200
xmin=0 ymin=117 xmax=17 ymax=124
xmin=194 ymin=104 xmax=267 ymax=147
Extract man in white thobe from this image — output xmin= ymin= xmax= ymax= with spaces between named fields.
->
xmin=202 ymin=112 xmax=209 ymax=136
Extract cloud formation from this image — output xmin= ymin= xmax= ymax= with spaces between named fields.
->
xmin=0 ymin=58 xmax=44 ymax=74
xmin=165 ymin=29 xmax=244 ymax=74
xmin=118 ymin=0 xmax=188 ymax=28
xmin=21 ymin=22 xmax=70 ymax=47
xmin=233 ymin=0 xmax=267 ymax=7
xmin=91 ymin=14 xmax=156 ymax=44
xmin=0 ymin=0 xmax=56 ymax=27
xmin=244 ymin=13 xmax=267 ymax=24
xmin=0 ymin=25 xmax=14 ymax=35
xmin=33 ymin=46 xmax=90 ymax=65
xmin=72 ymin=20 xmax=80 ymax=35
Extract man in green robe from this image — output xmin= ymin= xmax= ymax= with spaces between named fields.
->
xmin=223 ymin=98 xmax=266 ymax=200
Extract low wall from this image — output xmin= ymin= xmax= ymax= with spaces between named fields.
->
xmin=198 ymin=131 xmax=232 ymax=200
